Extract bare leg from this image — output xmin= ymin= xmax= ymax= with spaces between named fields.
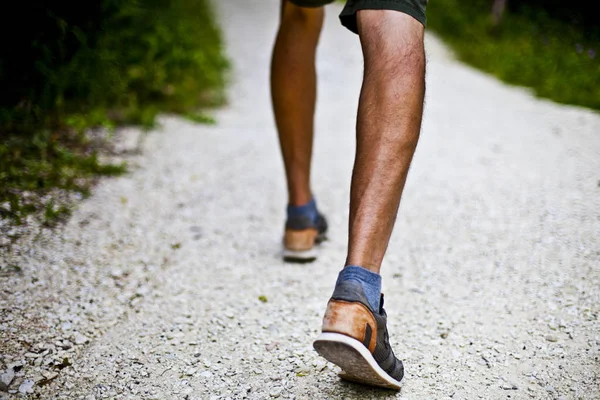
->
xmin=346 ymin=11 xmax=426 ymax=273
xmin=270 ymin=1 xmax=324 ymax=206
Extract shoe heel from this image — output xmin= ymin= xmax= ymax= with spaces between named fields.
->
xmin=321 ymin=299 xmax=377 ymax=352
xmin=284 ymin=228 xmax=318 ymax=251
xmin=313 ymin=332 xmax=402 ymax=390
xmin=282 ymin=247 xmax=317 ymax=263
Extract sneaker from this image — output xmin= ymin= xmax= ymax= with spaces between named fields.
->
xmin=282 ymin=212 xmax=327 ymax=263
xmin=313 ymin=280 xmax=404 ymax=389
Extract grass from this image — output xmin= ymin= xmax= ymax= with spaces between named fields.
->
xmin=0 ymin=130 xmax=126 ymax=226
xmin=426 ymin=0 xmax=600 ymax=110
xmin=0 ymin=0 xmax=228 ymax=231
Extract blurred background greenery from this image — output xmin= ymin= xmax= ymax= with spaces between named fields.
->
xmin=427 ymin=0 xmax=599 ymax=109
xmin=0 ymin=0 xmax=228 ymax=227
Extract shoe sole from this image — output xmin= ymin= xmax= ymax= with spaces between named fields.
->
xmin=313 ymin=332 xmax=402 ymax=390
xmin=282 ymin=232 xmax=326 ymax=263
xmin=282 ymin=247 xmax=317 ymax=263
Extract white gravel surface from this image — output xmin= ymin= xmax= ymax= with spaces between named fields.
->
xmin=1 ymin=0 xmax=599 ymax=398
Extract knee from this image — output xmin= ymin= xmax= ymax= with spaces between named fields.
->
xmin=281 ymin=2 xmax=324 ymax=29
xmin=357 ymin=10 xmax=425 ymax=76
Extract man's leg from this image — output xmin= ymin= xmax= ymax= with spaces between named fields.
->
xmin=271 ymin=1 xmax=324 ymax=206
xmin=347 ymin=10 xmax=425 ymax=272
xmin=314 ymin=9 xmax=425 ymax=389
xmin=271 ymin=1 xmax=329 ymax=263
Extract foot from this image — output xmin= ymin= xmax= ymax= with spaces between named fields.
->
xmin=282 ymin=212 xmax=327 ymax=263
xmin=313 ymin=280 xmax=404 ymax=389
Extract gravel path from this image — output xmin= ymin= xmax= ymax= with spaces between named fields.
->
xmin=2 ymin=0 xmax=599 ymax=398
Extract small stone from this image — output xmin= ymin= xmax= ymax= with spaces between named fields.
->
xmin=558 ymin=320 xmax=567 ymax=329
xmin=265 ymin=342 xmax=279 ymax=352
xmin=110 ymin=269 xmax=123 ymax=278
xmin=269 ymin=386 xmax=283 ymax=397
xmin=295 ymin=366 xmax=310 ymax=377
xmin=7 ymin=361 xmax=22 ymax=370
xmin=185 ymin=368 xmax=197 ymax=376
xmin=500 ymin=382 xmax=518 ymax=390
xmin=200 ymin=371 xmax=212 ymax=378
xmin=0 ymin=369 xmax=15 ymax=391
xmin=18 ymin=380 xmax=34 ymax=394
xmin=74 ymin=333 xmax=88 ymax=345
xmin=545 ymin=335 xmax=558 ymax=342
xmin=60 ymin=340 xmax=73 ymax=350
xmin=42 ymin=371 xmax=58 ymax=380
xmin=24 ymin=353 xmax=39 ymax=358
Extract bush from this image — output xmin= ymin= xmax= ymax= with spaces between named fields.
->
xmin=0 ymin=0 xmax=228 ymax=227
xmin=427 ymin=0 xmax=600 ymax=110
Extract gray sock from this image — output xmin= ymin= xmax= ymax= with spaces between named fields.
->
xmin=336 ymin=265 xmax=382 ymax=311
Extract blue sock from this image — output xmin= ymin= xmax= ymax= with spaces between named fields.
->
xmin=336 ymin=265 xmax=382 ymax=312
xmin=287 ymin=198 xmax=318 ymax=223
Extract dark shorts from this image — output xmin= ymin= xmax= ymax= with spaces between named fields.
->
xmin=288 ymin=0 xmax=427 ymax=34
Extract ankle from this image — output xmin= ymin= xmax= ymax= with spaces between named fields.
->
xmin=287 ymin=197 xmax=318 ymax=223
xmin=336 ymin=266 xmax=382 ymax=312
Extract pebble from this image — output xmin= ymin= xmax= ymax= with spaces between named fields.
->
xmin=74 ymin=333 xmax=89 ymax=345
xmin=0 ymin=369 xmax=15 ymax=391
xmin=61 ymin=340 xmax=73 ymax=349
xmin=269 ymin=386 xmax=283 ymax=398
xmin=18 ymin=380 xmax=34 ymax=394
xmin=545 ymin=335 xmax=558 ymax=343
xmin=200 ymin=371 xmax=212 ymax=378
xmin=500 ymin=382 xmax=518 ymax=390
xmin=42 ymin=371 xmax=58 ymax=380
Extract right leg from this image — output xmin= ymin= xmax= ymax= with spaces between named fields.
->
xmin=314 ymin=2 xmax=427 ymax=390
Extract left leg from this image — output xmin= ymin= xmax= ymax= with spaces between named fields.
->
xmin=271 ymin=0 xmax=333 ymax=263
xmin=271 ymin=1 xmax=325 ymax=207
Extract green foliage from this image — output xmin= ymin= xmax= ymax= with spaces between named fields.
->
xmin=0 ymin=129 xmax=126 ymax=225
xmin=0 ymin=0 xmax=228 ymax=226
xmin=427 ymin=0 xmax=600 ymax=110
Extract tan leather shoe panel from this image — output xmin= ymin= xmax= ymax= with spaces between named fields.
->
xmin=284 ymin=228 xmax=318 ymax=251
xmin=321 ymin=299 xmax=377 ymax=353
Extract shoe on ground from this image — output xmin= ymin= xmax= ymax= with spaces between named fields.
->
xmin=313 ymin=280 xmax=404 ymax=389
xmin=282 ymin=213 xmax=327 ymax=263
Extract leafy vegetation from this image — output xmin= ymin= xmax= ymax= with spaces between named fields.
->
xmin=427 ymin=0 xmax=599 ymax=110
xmin=0 ymin=0 xmax=228 ymax=227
